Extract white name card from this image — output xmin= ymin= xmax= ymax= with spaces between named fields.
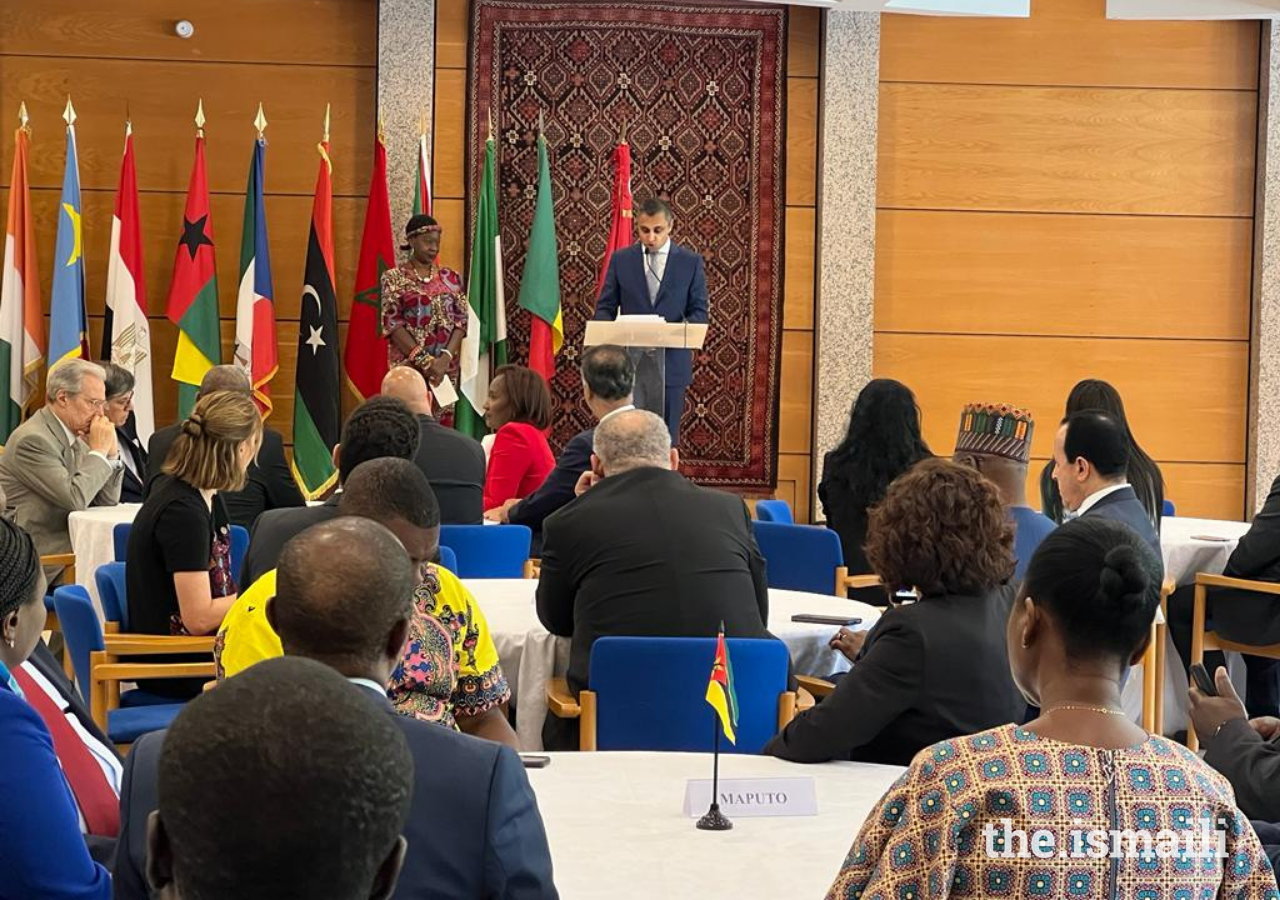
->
xmin=431 ymin=375 xmax=459 ymax=408
xmin=683 ymin=777 xmax=818 ymax=819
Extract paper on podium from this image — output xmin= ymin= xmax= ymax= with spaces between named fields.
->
xmin=432 ymin=375 xmax=459 ymax=408
xmin=583 ymin=318 xmax=708 ymax=350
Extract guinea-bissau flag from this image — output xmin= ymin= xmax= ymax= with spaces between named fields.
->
xmin=705 ymin=623 xmax=739 ymax=745
xmin=167 ymin=112 xmax=221 ymax=419
xmin=344 ymin=133 xmax=394 ymax=400
xmin=291 ymin=132 xmax=340 ymax=499
xmin=517 ymin=129 xmax=563 ymax=384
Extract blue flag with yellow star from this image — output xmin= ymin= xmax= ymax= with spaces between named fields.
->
xmin=50 ymin=123 xmax=88 ymax=366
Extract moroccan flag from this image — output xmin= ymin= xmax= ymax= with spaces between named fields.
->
xmin=704 ymin=624 xmax=739 ymax=745
xmin=413 ymin=132 xmax=432 ymax=217
xmin=345 ymin=134 xmax=394 ymax=400
xmin=234 ymin=135 xmax=278 ymax=416
xmin=518 ymin=131 xmax=563 ymax=383
xmin=595 ymin=141 xmax=633 ymax=297
xmin=50 ymin=102 xmax=88 ymax=366
xmin=0 ymin=109 xmax=45 ymax=444
xmin=291 ymin=136 xmax=340 ymax=499
xmin=457 ymin=133 xmax=508 ymax=440
xmin=167 ymin=130 xmax=220 ymax=419
xmin=103 ymin=122 xmax=155 ymax=442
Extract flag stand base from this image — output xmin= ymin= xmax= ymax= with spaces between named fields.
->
xmin=696 ymin=803 xmax=733 ymax=831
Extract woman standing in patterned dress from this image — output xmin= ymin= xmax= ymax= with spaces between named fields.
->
xmin=381 ymin=214 xmax=468 ymax=392
xmin=825 ymin=516 xmax=1279 ymax=900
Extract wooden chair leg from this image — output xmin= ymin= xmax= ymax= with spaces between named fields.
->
xmin=1188 ymin=583 xmax=1208 ymax=752
xmin=1141 ymin=633 xmax=1156 ymax=734
xmin=1153 ymin=616 xmax=1166 ymax=738
xmin=778 ymin=690 xmax=798 ymax=730
xmin=579 ymin=690 xmax=597 ymax=752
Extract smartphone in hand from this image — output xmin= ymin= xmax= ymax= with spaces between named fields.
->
xmin=1190 ymin=663 xmax=1218 ymax=696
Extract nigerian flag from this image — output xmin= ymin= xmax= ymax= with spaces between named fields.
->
xmin=457 ymin=133 xmax=506 ymax=440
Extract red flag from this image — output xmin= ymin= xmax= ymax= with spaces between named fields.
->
xmin=345 ymin=135 xmax=396 ymax=400
xmin=595 ymin=141 xmax=633 ymax=298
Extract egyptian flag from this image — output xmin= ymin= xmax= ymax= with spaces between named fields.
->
xmin=234 ymin=132 xmax=278 ymax=416
xmin=291 ymin=137 xmax=340 ymax=499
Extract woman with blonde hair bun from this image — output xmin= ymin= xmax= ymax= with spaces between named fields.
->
xmin=126 ymin=391 xmax=262 ymax=697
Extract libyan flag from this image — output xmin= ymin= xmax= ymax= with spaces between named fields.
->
xmin=291 ymin=138 xmax=340 ymax=499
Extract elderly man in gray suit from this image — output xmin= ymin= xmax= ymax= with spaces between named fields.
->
xmin=0 ymin=359 xmax=123 ymax=577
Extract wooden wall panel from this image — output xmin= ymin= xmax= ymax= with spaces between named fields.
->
xmin=779 ymin=331 xmax=812 ymax=455
xmin=875 ymin=210 xmax=1253 ymax=340
xmin=874 ymin=333 xmax=1249 ymax=464
xmin=880 ymin=0 xmax=1259 ymax=90
xmin=788 ymin=7 xmax=821 ymax=79
xmin=0 ymin=0 xmax=377 ymax=66
xmin=783 ymin=207 xmax=815 ymax=331
xmin=432 ymin=68 xmax=468 ymax=203
xmin=786 ymin=78 xmax=817 ymax=207
xmin=878 ymin=83 xmax=1257 ymax=217
xmin=436 ymin=0 xmax=471 ymax=71
xmin=1023 ymin=461 xmax=1247 ymax=523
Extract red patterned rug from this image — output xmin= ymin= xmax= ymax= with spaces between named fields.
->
xmin=468 ymin=0 xmax=786 ymax=492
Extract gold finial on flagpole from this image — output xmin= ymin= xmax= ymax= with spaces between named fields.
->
xmin=18 ymin=102 xmax=29 ymax=132
xmin=620 ymin=116 xmax=628 ymax=144
xmin=125 ymin=100 xmax=132 ymax=136
xmin=254 ymin=103 xmax=267 ymax=138
xmin=62 ymin=96 xmax=76 ymax=129
xmin=323 ymin=103 xmax=331 ymax=143
xmin=487 ymin=108 xmax=494 ymax=142
xmin=538 ymin=109 xmax=545 ymax=137
xmin=419 ymin=108 xmax=429 ymax=139
xmin=195 ymin=99 xmax=206 ymax=137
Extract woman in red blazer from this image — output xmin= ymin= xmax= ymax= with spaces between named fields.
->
xmin=483 ymin=365 xmax=556 ymax=512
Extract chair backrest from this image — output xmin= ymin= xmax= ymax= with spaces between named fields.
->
xmin=230 ymin=524 xmax=249 ymax=585
xmin=754 ymin=499 xmax=794 ymax=524
xmin=750 ymin=520 xmax=843 ymax=594
xmin=113 ymin=522 xmax=131 ymax=561
xmin=1162 ymin=499 xmax=1177 ymax=517
xmin=437 ymin=545 xmax=458 ymax=574
xmin=52 ymin=585 xmax=106 ymax=705
xmin=438 ymin=524 xmax=532 ymax=578
xmin=588 ymin=636 xmax=790 ymax=754
xmin=95 ymin=562 xmax=129 ymax=629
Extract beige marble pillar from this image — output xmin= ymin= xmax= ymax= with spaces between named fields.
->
xmin=377 ymin=0 xmax=436 ymax=235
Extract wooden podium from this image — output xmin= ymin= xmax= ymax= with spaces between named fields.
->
xmin=583 ymin=317 xmax=709 ymax=420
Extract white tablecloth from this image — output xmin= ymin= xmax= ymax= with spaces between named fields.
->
xmin=67 ymin=503 xmax=141 ymax=619
xmin=528 ymin=751 xmax=903 ymax=899
xmin=465 ymin=578 xmax=881 ymax=751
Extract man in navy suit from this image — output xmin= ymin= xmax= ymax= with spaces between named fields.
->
xmin=113 ymin=518 xmax=559 ymax=900
xmin=495 ymin=344 xmax=634 ymax=552
xmin=593 ymin=198 xmax=709 ymax=446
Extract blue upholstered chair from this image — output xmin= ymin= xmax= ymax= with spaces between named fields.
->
xmin=52 ymin=585 xmax=199 ymax=746
xmin=750 ymin=520 xmax=879 ymax=596
xmin=754 ymin=499 xmax=794 ymax=524
xmin=95 ymin=562 xmax=129 ymax=629
xmin=438 ymin=524 xmax=533 ymax=578
xmin=437 ymin=545 xmax=458 ymax=574
xmin=1163 ymin=499 xmax=1177 ymax=518
xmin=116 ymin=522 xmax=248 ymax=583
xmin=545 ymin=636 xmax=802 ymax=753
xmin=112 ymin=522 xmax=130 ymax=562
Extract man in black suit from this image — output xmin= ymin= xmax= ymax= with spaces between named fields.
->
xmin=146 ymin=365 xmax=303 ymax=528
xmin=239 ymin=395 xmax=420 ymax=588
xmin=593 ymin=198 xmax=709 ymax=446
xmin=114 ymin=517 xmax=559 ymax=900
xmin=1051 ymin=410 xmax=1162 ymax=560
xmin=492 ymin=344 xmax=634 ymax=553
xmin=536 ymin=409 xmax=773 ymax=750
xmin=381 ymin=365 xmax=486 ymax=525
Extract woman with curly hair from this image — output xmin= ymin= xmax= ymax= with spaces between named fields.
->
xmin=818 ymin=380 xmax=932 ymax=599
xmin=765 ymin=459 xmax=1026 ymax=765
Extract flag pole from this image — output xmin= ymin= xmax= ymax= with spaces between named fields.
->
xmin=696 ymin=713 xmax=733 ymax=831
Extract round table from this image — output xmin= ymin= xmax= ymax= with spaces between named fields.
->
xmin=67 ymin=503 xmax=141 ymax=619
xmin=1159 ymin=515 xmax=1252 ymax=587
xmin=527 ymin=751 xmax=903 ymax=899
xmin=463 ymin=578 xmax=882 ymax=751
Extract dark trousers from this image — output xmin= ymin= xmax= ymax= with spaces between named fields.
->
xmin=664 ymin=385 xmax=687 ymax=447
xmin=1167 ymin=585 xmax=1280 ymax=717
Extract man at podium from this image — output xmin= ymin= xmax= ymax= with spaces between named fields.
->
xmin=593 ymin=198 xmax=709 ymax=445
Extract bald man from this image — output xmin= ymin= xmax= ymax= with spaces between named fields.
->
xmin=381 ymin=366 xmax=486 ymax=525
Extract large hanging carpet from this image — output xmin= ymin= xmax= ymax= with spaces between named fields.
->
xmin=468 ymin=0 xmax=787 ymax=492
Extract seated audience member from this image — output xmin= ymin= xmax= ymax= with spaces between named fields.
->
xmin=536 ymin=409 xmax=776 ymax=751
xmin=483 ymin=364 xmax=555 ymax=511
xmin=823 ymin=516 xmax=1278 ymax=900
xmin=818 ymin=379 xmax=932 ymax=602
xmin=952 ymin=402 xmax=1055 ymax=581
xmin=0 ymin=358 xmax=123 ymax=579
xmin=766 ymin=459 xmax=1025 ymax=766
xmin=240 ymin=395 xmax=420 ymax=586
xmin=116 ymin=520 xmax=557 ymax=900
xmin=1041 ymin=377 xmax=1165 ymax=526
xmin=0 ymin=518 xmax=111 ymax=899
xmin=1171 ymin=469 xmax=1280 ymax=717
xmin=101 ymin=362 xmax=148 ymax=503
xmin=494 ymin=344 xmax=635 ymax=549
xmin=381 ymin=365 xmax=486 ymax=524
xmin=218 ymin=458 xmax=518 ymax=749
xmin=147 ymin=365 xmax=303 ymax=528
xmin=126 ymin=391 xmax=262 ymax=698
xmin=1052 ymin=410 xmax=1162 ymax=560
xmin=142 ymin=658 xmax=414 ymax=900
